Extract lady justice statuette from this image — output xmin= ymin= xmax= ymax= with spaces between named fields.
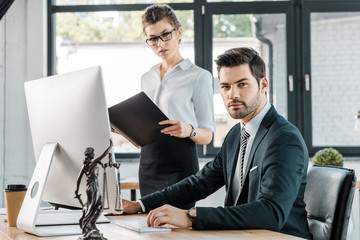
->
xmin=75 ymin=139 xmax=122 ymax=240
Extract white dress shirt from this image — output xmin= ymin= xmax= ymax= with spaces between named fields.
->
xmin=141 ymin=58 xmax=215 ymax=132
xmin=232 ymin=102 xmax=271 ymax=204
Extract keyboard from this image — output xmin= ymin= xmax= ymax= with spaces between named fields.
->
xmin=115 ymin=220 xmax=172 ymax=233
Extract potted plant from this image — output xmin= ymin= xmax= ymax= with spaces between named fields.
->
xmin=312 ymin=147 xmax=343 ymax=167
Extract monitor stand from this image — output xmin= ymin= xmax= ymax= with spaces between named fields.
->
xmin=17 ymin=143 xmax=109 ymax=237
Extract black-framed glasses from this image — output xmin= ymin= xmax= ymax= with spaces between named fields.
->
xmin=146 ymin=29 xmax=176 ymax=46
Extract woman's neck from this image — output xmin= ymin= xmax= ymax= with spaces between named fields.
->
xmin=161 ymin=55 xmax=184 ymax=72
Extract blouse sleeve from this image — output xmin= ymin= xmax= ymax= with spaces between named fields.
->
xmin=193 ymin=69 xmax=216 ymax=132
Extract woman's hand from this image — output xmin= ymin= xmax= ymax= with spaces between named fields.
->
xmin=159 ymin=120 xmax=192 ymax=138
xmin=147 ymin=204 xmax=192 ymax=228
xmin=159 ymin=120 xmax=213 ymax=145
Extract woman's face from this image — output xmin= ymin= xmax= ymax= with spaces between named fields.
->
xmin=144 ymin=18 xmax=182 ymax=61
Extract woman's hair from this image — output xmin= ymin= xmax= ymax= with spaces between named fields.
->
xmin=142 ymin=4 xmax=182 ymax=34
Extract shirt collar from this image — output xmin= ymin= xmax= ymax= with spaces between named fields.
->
xmin=151 ymin=58 xmax=191 ymax=72
xmin=178 ymin=58 xmax=192 ymax=70
xmin=241 ymin=101 xmax=271 ymax=137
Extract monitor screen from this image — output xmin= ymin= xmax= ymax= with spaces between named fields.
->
xmin=24 ymin=66 xmax=119 ymax=213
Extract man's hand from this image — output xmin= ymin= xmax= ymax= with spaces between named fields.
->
xmin=122 ymin=199 xmax=141 ymax=214
xmin=159 ymin=120 xmax=192 ymax=138
xmin=147 ymin=204 xmax=192 ymax=228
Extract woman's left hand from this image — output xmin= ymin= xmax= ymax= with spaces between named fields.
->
xmin=159 ymin=120 xmax=192 ymax=138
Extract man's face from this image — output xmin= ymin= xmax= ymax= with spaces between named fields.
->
xmin=219 ymin=63 xmax=267 ymax=123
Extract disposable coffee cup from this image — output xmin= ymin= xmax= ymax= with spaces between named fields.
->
xmin=4 ymin=184 xmax=27 ymax=227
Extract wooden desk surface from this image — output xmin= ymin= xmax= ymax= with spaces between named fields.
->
xmin=0 ymin=214 xmax=304 ymax=240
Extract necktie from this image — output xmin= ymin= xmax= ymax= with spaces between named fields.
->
xmin=239 ymin=127 xmax=250 ymax=186
xmin=232 ymin=127 xmax=250 ymax=205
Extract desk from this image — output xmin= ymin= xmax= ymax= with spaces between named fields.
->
xmin=0 ymin=214 xmax=304 ymax=240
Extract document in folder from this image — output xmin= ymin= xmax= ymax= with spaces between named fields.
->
xmin=108 ymin=91 xmax=169 ymax=148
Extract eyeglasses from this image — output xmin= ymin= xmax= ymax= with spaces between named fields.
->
xmin=146 ymin=29 xmax=176 ymax=46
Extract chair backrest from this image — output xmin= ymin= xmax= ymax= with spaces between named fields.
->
xmin=304 ymin=165 xmax=356 ymax=240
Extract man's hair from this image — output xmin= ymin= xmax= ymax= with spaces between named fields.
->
xmin=215 ymin=47 xmax=266 ymax=84
xmin=142 ymin=4 xmax=182 ymax=33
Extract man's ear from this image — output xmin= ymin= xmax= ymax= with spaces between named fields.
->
xmin=260 ymin=77 xmax=269 ymax=93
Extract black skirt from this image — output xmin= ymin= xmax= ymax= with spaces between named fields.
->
xmin=139 ymin=134 xmax=198 ymax=208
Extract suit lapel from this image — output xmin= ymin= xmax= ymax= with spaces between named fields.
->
xmin=225 ymin=124 xmax=241 ymax=206
xmin=228 ymin=135 xmax=241 ymax=184
xmin=242 ymin=125 xmax=268 ymax=182
xmin=241 ymin=106 xmax=277 ymax=195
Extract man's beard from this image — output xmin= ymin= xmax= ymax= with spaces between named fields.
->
xmin=227 ymin=90 xmax=261 ymax=119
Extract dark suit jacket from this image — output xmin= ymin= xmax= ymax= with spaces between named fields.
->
xmin=141 ymin=105 xmax=312 ymax=239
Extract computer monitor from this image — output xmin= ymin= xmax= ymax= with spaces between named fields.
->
xmin=17 ymin=66 xmax=120 ymax=236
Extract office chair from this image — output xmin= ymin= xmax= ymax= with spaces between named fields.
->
xmin=304 ymin=165 xmax=356 ymax=240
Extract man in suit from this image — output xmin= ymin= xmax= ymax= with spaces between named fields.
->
xmin=123 ymin=47 xmax=312 ymax=239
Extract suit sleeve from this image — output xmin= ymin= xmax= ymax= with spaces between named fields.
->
xmin=196 ymin=126 xmax=307 ymax=231
xmin=140 ymin=149 xmax=225 ymax=211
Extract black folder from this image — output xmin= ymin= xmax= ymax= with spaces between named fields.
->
xmin=108 ymin=91 xmax=169 ymax=148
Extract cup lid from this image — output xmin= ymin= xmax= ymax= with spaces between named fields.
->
xmin=4 ymin=184 xmax=27 ymax=192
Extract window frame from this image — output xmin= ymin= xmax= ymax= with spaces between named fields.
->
xmin=47 ymin=1 xmax=201 ymax=160
xmin=200 ymin=1 xmax=294 ymax=156
xmin=48 ymin=0 xmax=360 ymax=158
xmin=301 ymin=0 xmax=360 ymax=156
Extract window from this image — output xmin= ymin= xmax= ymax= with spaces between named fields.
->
xmin=207 ymin=0 xmax=288 ymax=2
xmin=55 ymin=0 xmax=193 ymax=5
xmin=55 ymin=9 xmax=194 ymax=153
xmin=50 ymin=2 xmax=195 ymax=156
xmin=49 ymin=0 xmax=360 ymax=157
xmin=211 ymin=13 xmax=287 ymax=147
xmin=311 ymin=12 xmax=360 ymax=147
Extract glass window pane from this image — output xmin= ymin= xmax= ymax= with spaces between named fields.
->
xmin=55 ymin=0 xmax=193 ymax=5
xmin=208 ymin=0 xmax=288 ymax=2
xmin=212 ymin=13 xmax=287 ymax=147
xmin=311 ymin=12 xmax=360 ymax=147
xmin=56 ymin=10 xmax=194 ymax=152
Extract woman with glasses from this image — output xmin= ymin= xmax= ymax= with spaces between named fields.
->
xmin=139 ymin=4 xmax=215 ymax=208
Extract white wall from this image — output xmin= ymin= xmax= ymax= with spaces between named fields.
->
xmin=0 ymin=0 xmax=46 ymax=207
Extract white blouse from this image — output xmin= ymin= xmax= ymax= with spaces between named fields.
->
xmin=141 ymin=58 xmax=216 ymax=132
